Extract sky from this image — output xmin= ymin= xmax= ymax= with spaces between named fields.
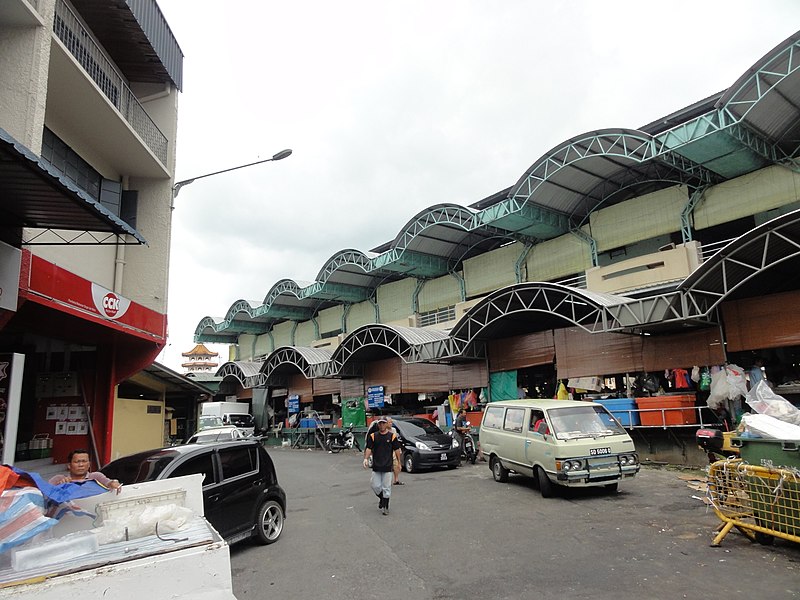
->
xmin=154 ymin=0 xmax=800 ymax=372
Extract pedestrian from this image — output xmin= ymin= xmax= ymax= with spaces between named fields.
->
xmin=49 ymin=449 xmax=122 ymax=494
xmin=363 ymin=417 xmax=401 ymax=515
xmin=385 ymin=417 xmax=404 ymax=485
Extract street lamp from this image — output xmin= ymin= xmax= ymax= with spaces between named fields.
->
xmin=172 ymin=148 xmax=292 ymax=199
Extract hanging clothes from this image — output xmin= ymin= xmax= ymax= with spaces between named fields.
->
xmin=672 ymin=368 xmax=690 ymax=389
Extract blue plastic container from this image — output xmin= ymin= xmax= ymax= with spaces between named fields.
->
xmin=594 ymin=398 xmax=640 ymax=427
xmin=299 ymin=418 xmax=317 ymax=428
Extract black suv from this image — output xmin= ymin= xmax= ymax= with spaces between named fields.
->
xmin=103 ymin=439 xmax=285 ymax=546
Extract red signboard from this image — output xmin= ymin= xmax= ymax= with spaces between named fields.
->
xmin=22 ymin=254 xmax=166 ymax=341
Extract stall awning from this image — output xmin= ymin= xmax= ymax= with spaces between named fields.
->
xmin=0 ymin=127 xmax=146 ymax=245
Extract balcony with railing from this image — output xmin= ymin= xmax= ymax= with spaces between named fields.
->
xmin=52 ymin=0 xmax=168 ymax=165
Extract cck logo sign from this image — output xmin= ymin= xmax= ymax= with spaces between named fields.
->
xmin=90 ymin=284 xmax=131 ymax=321
xmin=102 ymin=293 xmax=121 ymax=317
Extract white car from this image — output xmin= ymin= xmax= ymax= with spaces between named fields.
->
xmin=187 ymin=426 xmax=245 ymax=444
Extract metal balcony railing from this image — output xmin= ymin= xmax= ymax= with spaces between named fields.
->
xmin=699 ymin=238 xmax=735 ymax=262
xmin=53 ymin=0 xmax=168 ymax=165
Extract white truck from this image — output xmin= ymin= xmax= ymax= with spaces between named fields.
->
xmin=0 ymin=475 xmax=237 ymax=600
xmin=200 ymin=401 xmax=255 ymax=436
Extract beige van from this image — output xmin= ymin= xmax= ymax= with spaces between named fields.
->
xmin=480 ymin=399 xmax=639 ymax=497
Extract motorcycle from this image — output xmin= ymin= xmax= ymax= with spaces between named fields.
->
xmin=449 ymin=422 xmax=477 ymax=464
xmin=326 ymin=424 xmax=361 ymax=453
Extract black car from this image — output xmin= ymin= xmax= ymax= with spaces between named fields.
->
xmin=388 ymin=417 xmax=460 ymax=473
xmin=103 ymin=439 xmax=285 ymax=546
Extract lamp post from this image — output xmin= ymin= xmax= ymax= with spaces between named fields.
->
xmin=172 ymin=148 xmax=292 ymax=199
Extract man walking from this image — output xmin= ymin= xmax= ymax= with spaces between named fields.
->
xmin=363 ymin=417 xmax=402 ymax=515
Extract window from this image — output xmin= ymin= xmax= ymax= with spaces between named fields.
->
xmin=219 ymin=447 xmax=257 ymax=479
xmin=503 ymin=408 xmax=525 ymax=432
xmin=483 ymin=406 xmax=504 ymax=429
xmin=171 ymin=453 xmax=217 ymax=486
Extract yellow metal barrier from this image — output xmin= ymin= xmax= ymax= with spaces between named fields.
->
xmin=707 ymin=458 xmax=800 ymax=547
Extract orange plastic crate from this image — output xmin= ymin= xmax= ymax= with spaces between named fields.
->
xmin=635 ymin=395 xmax=697 ymax=426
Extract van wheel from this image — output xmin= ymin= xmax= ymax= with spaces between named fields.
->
xmin=255 ymin=500 xmax=284 ymax=545
xmin=491 ymin=457 xmax=509 ymax=482
xmin=404 ymin=452 xmax=415 ymax=474
xmin=536 ymin=466 xmax=554 ymax=498
xmin=605 ymin=483 xmax=619 ymax=493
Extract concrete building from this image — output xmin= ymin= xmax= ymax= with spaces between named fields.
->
xmin=0 ymin=0 xmax=183 ymax=464
xmin=196 ymin=31 xmax=800 ymax=463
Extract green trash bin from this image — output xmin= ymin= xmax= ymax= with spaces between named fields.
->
xmin=731 ymin=437 xmax=800 ymax=470
xmin=342 ymin=398 xmax=366 ymax=427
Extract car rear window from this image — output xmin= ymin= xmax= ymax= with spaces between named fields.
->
xmin=219 ymin=446 xmax=257 ymax=479
xmin=169 ymin=453 xmax=218 ymax=485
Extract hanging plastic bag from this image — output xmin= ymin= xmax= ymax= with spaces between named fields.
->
xmin=698 ymin=368 xmax=712 ymax=391
xmin=725 ymin=364 xmax=748 ymax=401
xmin=691 ymin=366 xmax=700 ymax=383
xmin=707 ymin=369 xmax=729 ymax=410
xmin=745 ymin=380 xmax=800 ymax=426
xmin=556 ymin=381 xmax=569 ymax=400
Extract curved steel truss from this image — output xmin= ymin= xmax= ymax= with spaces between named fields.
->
xmin=718 ymin=33 xmax=800 ymax=130
xmin=448 ymin=283 xmax=626 ymax=355
xmin=216 ymin=361 xmax=266 ymax=389
xmin=331 ymin=324 xmax=452 ymax=372
xmin=509 ymin=130 xmax=656 ymax=205
xmin=261 ymin=346 xmax=333 ymax=383
xmin=680 ymin=209 xmax=800 ymax=317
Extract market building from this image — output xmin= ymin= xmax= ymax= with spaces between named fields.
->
xmin=195 ymin=32 xmax=800 ymax=463
xmin=0 ymin=0 xmax=184 ymax=464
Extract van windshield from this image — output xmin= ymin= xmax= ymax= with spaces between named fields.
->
xmin=547 ymin=406 xmax=626 ymax=440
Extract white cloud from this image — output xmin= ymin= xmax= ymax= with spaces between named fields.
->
xmin=155 ymin=0 xmax=800 ymax=369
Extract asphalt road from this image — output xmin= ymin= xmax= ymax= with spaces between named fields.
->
xmin=229 ymin=448 xmax=799 ymax=600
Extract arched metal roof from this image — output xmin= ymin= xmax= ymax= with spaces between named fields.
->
xmin=261 ymin=346 xmax=333 ymax=383
xmin=215 ymin=361 xmax=266 ymax=389
xmin=506 ymin=128 xmax=716 ymax=226
xmin=331 ymin=324 xmax=452 ymax=372
xmin=716 ymin=31 xmax=800 ymax=159
xmin=315 ymin=249 xmax=401 ymax=291
xmin=679 ymin=207 xmax=800 ymax=318
xmin=447 ymin=282 xmax=632 ymax=356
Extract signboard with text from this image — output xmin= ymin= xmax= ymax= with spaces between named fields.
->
xmin=287 ymin=395 xmax=300 ymax=414
xmin=367 ymin=385 xmax=385 ymax=409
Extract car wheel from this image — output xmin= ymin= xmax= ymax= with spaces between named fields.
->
xmin=491 ymin=456 xmax=508 ymax=482
xmin=403 ymin=452 xmax=415 ymax=474
xmin=536 ymin=466 xmax=554 ymax=498
xmin=254 ymin=499 xmax=284 ymax=545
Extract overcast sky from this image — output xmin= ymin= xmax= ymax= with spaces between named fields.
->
xmin=154 ymin=0 xmax=800 ymax=371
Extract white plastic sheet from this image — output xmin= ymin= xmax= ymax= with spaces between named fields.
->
xmin=745 ymin=379 xmax=800 ymax=426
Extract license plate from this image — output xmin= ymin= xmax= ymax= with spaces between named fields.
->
xmin=589 ymin=447 xmax=611 ymax=456
xmin=440 ymin=453 xmax=447 ymax=461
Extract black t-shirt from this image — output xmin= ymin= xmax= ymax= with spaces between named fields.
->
xmin=366 ymin=430 xmax=401 ymax=472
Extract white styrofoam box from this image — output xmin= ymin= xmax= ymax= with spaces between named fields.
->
xmin=11 ymin=531 xmax=98 ymax=571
